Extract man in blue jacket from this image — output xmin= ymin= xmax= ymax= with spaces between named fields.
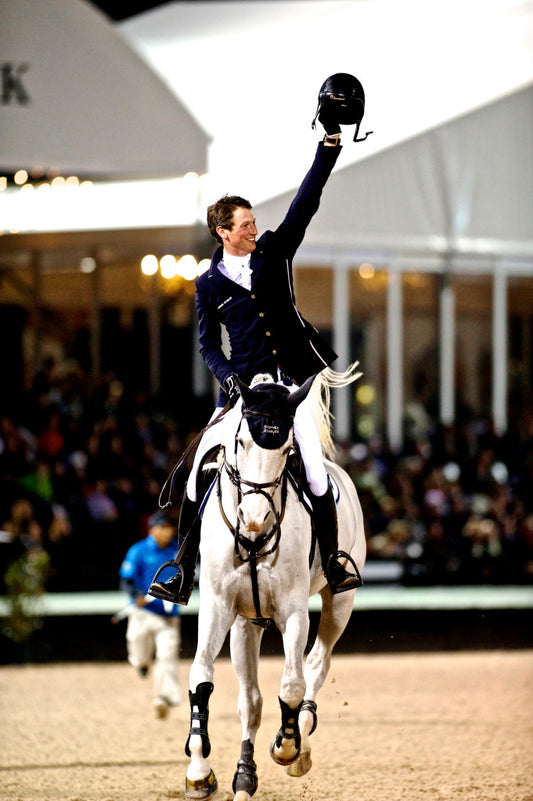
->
xmin=150 ymin=118 xmax=361 ymax=606
xmin=119 ymin=511 xmax=181 ymax=718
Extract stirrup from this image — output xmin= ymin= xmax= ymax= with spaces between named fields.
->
xmin=148 ymin=560 xmax=192 ymax=605
xmin=326 ymin=550 xmax=363 ymax=594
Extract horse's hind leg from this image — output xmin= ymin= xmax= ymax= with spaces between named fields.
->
xmin=286 ymin=588 xmax=356 ymax=778
xmin=230 ymin=617 xmax=264 ymax=801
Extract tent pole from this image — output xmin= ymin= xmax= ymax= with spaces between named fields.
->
xmin=332 ymin=259 xmax=351 ymax=442
xmin=387 ymin=265 xmax=403 ymax=452
xmin=439 ymin=266 xmax=455 ymax=426
xmin=492 ymin=261 xmax=508 ymax=435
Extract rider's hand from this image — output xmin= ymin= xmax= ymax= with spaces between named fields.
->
xmin=318 ymin=109 xmax=341 ymax=137
xmin=225 ymin=374 xmax=241 ymax=404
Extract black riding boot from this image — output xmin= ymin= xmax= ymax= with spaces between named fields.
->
xmin=311 ymin=484 xmax=362 ymax=594
xmin=148 ymin=496 xmax=201 ymax=606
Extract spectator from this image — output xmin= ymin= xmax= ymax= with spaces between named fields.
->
xmin=118 ymin=511 xmax=182 ymax=719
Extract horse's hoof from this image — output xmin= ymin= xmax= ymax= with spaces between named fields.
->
xmin=185 ymin=769 xmax=218 ymax=800
xmin=286 ymin=749 xmax=312 ymax=777
xmin=269 ymin=737 xmax=299 ymax=766
xmin=234 ymin=792 xmax=252 ymax=801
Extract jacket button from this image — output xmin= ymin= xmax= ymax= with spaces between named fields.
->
xmin=259 ymin=312 xmax=264 ymax=317
xmin=272 ymin=349 xmax=277 ymax=355
xmin=265 ymin=331 xmax=271 ymax=336
xmin=251 ymin=294 xmax=256 ymax=299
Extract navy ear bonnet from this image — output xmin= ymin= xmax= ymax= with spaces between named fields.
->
xmin=242 ymin=384 xmax=294 ymax=450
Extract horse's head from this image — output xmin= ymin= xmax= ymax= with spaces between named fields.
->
xmin=225 ymin=374 xmax=315 ymax=535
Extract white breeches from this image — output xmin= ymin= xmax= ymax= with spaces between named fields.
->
xmin=186 ymin=392 xmax=328 ymax=501
xmin=126 ymin=607 xmax=181 ymax=705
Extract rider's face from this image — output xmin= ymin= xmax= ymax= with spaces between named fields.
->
xmin=218 ymin=207 xmax=258 ymax=257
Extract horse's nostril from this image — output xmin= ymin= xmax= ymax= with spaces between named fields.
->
xmin=263 ymin=511 xmax=270 ymax=523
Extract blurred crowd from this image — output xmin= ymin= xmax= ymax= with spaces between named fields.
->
xmin=1 ymin=358 xmax=533 ymax=598
xmin=0 ymin=359 xmax=192 ymax=594
xmin=338 ymin=403 xmax=533 ymax=584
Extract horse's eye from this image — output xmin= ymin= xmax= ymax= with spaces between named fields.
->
xmin=238 ymin=438 xmax=246 ymax=449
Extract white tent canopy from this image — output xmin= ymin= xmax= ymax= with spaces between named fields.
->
xmin=120 ymin=0 xmax=533 ymax=204
xmin=255 ymin=85 xmax=533 ymax=271
xmin=0 ymin=0 xmax=209 ymax=179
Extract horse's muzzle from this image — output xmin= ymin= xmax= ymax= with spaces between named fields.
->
xmin=238 ymin=497 xmax=272 ymax=534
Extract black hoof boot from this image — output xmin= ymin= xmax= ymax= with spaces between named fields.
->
xmin=232 ymin=739 xmax=258 ymax=797
xmin=186 ymin=681 xmax=214 ymax=758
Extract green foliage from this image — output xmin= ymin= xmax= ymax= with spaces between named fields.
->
xmin=2 ymin=550 xmax=50 ymax=643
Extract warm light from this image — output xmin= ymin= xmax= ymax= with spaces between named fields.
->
xmin=356 ymin=384 xmax=376 ymax=406
xmin=0 ymin=177 xmax=7 ymax=191
xmin=183 ymin=171 xmax=199 ymax=182
xmin=65 ymin=176 xmax=80 ymax=187
xmin=51 ymin=176 xmax=66 ymax=187
xmin=160 ymin=254 xmax=177 ymax=279
xmin=357 ymin=415 xmax=375 ymax=438
xmin=141 ymin=254 xmax=159 ymax=276
xmin=197 ymin=258 xmax=211 ymax=275
xmin=80 ymin=256 xmax=96 ymax=273
xmin=359 ymin=263 xmax=375 ymax=279
xmin=176 ymin=254 xmax=198 ymax=281
xmin=14 ymin=169 xmax=28 ymax=185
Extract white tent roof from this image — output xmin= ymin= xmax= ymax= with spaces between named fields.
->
xmin=2 ymin=0 xmax=532 ymax=249
xmin=0 ymin=0 xmax=209 ymax=179
xmin=119 ymin=0 xmax=533 ymax=203
xmin=255 ymin=84 xmax=533 ymax=268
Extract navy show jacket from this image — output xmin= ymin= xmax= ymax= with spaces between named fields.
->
xmin=195 ymin=142 xmax=341 ymax=405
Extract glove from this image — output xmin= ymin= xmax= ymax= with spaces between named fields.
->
xmin=318 ymin=108 xmax=341 ymax=137
xmin=224 ymin=374 xmax=241 ymax=404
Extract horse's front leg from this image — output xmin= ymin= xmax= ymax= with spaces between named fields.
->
xmin=270 ymin=605 xmax=309 ymax=767
xmin=230 ymin=617 xmax=264 ymax=801
xmin=185 ymin=596 xmax=235 ymax=800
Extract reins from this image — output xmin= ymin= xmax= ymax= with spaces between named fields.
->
xmin=158 ymin=400 xmax=232 ymax=510
xmin=219 ymin=453 xmax=288 ymax=562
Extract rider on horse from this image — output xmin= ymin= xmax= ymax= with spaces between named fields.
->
xmin=149 ymin=102 xmax=362 ymax=606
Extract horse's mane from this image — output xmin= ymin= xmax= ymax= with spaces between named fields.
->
xmin=249 ymin=364 xmax=362 ymax=461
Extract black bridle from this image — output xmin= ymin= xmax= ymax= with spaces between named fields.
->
xmin=217 ymin=409 xmax=293 ymax=627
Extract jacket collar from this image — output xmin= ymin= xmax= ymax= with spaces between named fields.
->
xmin=209 ymin=244 xmax=264 ymax=289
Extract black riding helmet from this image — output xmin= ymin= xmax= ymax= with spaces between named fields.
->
xmin=312 ymin=72 xmax=372 ymax=142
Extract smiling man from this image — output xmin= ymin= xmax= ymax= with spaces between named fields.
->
xmin=150 ymin=112 xmax=363 ymax=607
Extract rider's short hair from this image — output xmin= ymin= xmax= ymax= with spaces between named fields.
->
xmin=207 ymin=195 xmax=252 ymax=243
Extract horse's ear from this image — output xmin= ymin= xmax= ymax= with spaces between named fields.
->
xmin=287 ymin=374 xmax=317 ymax=412
xmin=237 ymin=376 xmax=256 ymax=409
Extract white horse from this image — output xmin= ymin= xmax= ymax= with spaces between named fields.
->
xmin=184 ymin=373 xmax=366 ymax=801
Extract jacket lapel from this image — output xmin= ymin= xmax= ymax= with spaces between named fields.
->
xmin=209 ymin=258 xmax=250 ymax=296
xmin=250 ymin=252 xmax=264 ymax=287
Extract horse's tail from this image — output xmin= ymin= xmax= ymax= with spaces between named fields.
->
xmin=309 ymin=362 xmax=363 ymax=459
